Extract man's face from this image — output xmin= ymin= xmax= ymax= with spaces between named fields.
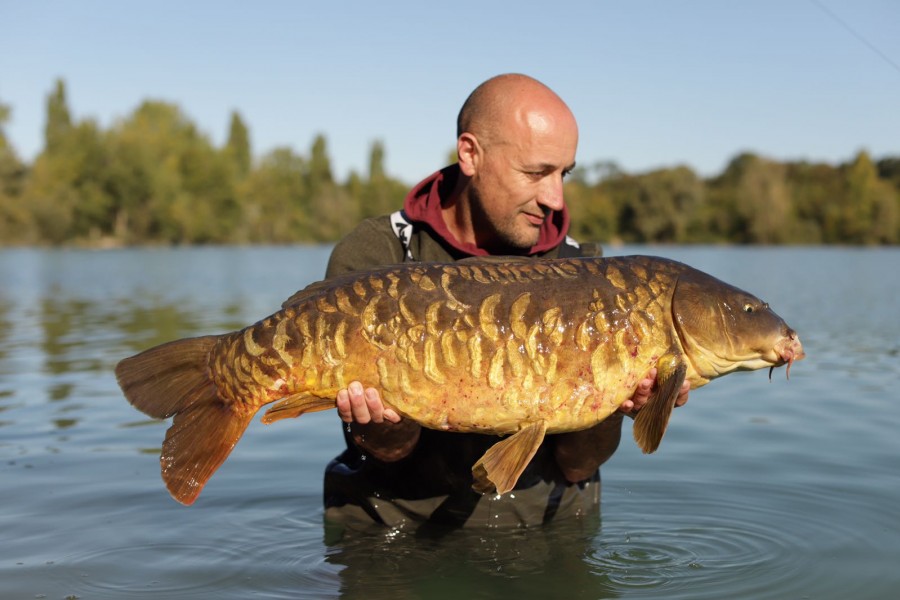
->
xmin=467 ymin=109 xmax=578 ymax=253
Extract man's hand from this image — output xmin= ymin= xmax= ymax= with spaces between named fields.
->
xmin=336 ymin=382 xmax=419 ymax=462
xmin=618 ymin=367 xmax=690 ymax=416
xmin=336 ymin=381 xmax=402 ymax=424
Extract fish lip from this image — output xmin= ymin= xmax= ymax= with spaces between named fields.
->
xmin=772 ymin=333 xmax=805 ymax=379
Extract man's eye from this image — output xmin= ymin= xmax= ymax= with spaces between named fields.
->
xmin=562 ymin=169 xmax=573 ymax=179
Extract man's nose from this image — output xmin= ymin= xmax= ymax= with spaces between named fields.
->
xmin=536 ymin=173 xmax=565 ymax=212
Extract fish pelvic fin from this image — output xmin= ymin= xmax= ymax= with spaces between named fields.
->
xmin=261 ymin=393 xmax=336 ymax=424
xmin=471 ymin=420 xmax=547 ymax=495
xmin=633 ymin=353 xmax=687 ymax=454
xmin=115 ymin=335 xmax=255 ymax=505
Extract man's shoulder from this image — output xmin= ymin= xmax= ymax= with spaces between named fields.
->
xmin=326 ymin=215 xmax=404 ymax=278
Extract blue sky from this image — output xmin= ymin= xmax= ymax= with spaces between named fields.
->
xmin=1 ymin=1 xmax=898 ymax=183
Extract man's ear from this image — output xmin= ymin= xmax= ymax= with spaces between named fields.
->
xmin=457 ymin=132 xmax=480 ymax=176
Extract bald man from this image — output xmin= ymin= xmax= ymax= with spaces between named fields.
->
xmin=322 ymin=74 xmax=689 ymax=531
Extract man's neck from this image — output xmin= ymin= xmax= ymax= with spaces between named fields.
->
xmin=440 ymin=174 xmax=477 ymax=247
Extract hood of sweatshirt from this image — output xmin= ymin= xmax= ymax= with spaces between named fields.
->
xmin=402 ymin=164 xmax=570 ymax=257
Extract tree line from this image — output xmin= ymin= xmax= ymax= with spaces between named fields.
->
xmin=1 ymin=79 xmax=898 ymax=247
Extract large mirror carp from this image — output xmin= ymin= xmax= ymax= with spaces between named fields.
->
xmin=116 ymin=255 xmax=804 ymax=505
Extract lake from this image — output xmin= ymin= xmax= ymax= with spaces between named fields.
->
xmin=1 ymin=245 xmax=898 ymax=599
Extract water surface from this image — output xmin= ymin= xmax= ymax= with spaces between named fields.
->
xmin=1 ymin=245 xmax=898 ymax=599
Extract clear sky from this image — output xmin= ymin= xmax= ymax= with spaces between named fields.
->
xmin=1 ymin=1 xmax=898 ymax=183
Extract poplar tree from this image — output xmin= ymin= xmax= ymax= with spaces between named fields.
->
xmin=225 ymin=111 xmax=251 ymax=178
xmin=44 ymin=79 xmax=72 ymax=155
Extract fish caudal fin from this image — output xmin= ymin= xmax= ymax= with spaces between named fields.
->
xmin=115 ymin=336 xmax=254 ymax=505
xmin=161 ymin=399 xmax=254 ymax=505
xmin=633 ymin=354 xmax=687 ymax=454
xmin=471 ymin=420 xmax=547 ymax=495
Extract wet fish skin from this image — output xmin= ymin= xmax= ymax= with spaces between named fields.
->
xmin=116 ymin=255 xmax=804 ymax=505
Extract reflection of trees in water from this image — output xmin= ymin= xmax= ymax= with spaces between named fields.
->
xmin=0 ymin=293 xmax=225 ymax=432
xmin=324 ymin=513 xmax=619 ymax=600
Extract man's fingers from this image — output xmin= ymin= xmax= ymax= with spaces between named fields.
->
xmin=348 ymin=381 xmax=370 ymax=424
xmin=336 ymin=388 xmax=352 ymax=423
xmin=364 ymin=387 xmax=384 ymax=423
xmin=675 ymin=381 xmax=691 ymax=407
xmin=382 ymin=408 xmax=401 ymax=423
xmin=337 ymin=382 xmax=400 ymax=425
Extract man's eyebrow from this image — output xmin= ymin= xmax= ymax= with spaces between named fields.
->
xmin=522 ymin=161 xmax=577 ymax=172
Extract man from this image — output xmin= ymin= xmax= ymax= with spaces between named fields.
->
xmin=322 ymin=73 xmax=689 ymax=530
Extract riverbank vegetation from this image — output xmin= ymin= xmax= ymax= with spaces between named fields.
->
xmin=1 ymin=80 xmax=897 ymax=247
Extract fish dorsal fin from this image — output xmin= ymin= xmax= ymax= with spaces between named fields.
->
xmin=633 ymin=353 xmax=687 ymax=453
xmin=281 ymin=279 xmax=335 ymax=309
xmin=281 ymin=267 xmax=387 ymax=309
xmin=261 ymin=392 xmax=336 ymax=424
xmin=456 ymin=255 xmax=532 ymax=266
xmin=471 ymin=420 xmax=547 ymax=494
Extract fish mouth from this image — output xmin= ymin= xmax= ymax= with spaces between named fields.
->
xmin=769 ymin=330 xmax=805 ymax=380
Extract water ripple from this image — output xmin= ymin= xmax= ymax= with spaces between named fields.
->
xmin=590 ymin=477 xmax=897 ymax=599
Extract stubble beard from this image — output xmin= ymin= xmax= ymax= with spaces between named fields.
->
xmin=469 ymin=188 xmax=541 ymax=254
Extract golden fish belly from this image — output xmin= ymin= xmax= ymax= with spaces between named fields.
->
xmin=211 ymin=257 xmax=680 ymax=435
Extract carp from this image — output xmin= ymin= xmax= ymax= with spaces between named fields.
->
xmin=116 ymin=255 xmax=804 ymax=505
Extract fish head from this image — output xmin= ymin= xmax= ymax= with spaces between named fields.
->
xmin=671 ymin=269 xmax=805 ymax=381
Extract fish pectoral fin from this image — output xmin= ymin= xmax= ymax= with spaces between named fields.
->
xmin=261 ymin=393 xmax=335 ymax=424
xmin=471 ymin=420 xmax=547 ymax=495
xmin=633 ymin=353 xmax=687 ymax=454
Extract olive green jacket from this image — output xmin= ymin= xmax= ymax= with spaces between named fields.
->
xmin=322 ymin=214 xmax=603 ymax=531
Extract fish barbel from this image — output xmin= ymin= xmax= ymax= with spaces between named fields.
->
xmin=116 ymin=255 xmax=804 ymax=505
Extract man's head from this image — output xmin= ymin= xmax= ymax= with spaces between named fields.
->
xmin=453 ymin=74 xmax=578 ymax=253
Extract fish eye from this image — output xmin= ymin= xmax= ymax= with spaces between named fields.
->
xmin=743 ymin=304 xmax=754 ymax=313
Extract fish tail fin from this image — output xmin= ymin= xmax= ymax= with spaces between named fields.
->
xmin=633 ymin=354 xmax=687 ymax=454
xmin=116 ymin=336 xmax=255 ymax=505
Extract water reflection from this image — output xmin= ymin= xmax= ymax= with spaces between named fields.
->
xmin=324 ymin=515 xmax=616 ymax=600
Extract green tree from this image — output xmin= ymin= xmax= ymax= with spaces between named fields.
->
xmin=44 ymin=79 xmax=72 ymax=155
xmin=733 ymin=155 xmax=794 ymax=244
xmin=237 ymin=147 xmax=309 ymax=242
xmin=358 ymin=140 xmax=405 ymax=220
xmin=823 ymin=151 xmax=896 ymax=244
xmin=225 ymin=111 xmax=251 ymax=178
xmin=0 ymin=100 xmax=31 ymax=243
xmin=22 ymin=80 xmax=116 ymax=244
xmin=25 ymin=119 xmax=117 ymax=244
xmin=304 ymin=134 xmax=357 ymax=241
xmin=706 ymin=153 xmax=799 ymax=244
xmin=601 ymin=166 xmax=704 ymax=243
xmin=105 ymin=100 xmax=238 ymax=244
xmin=564 ymin=163 xmax=618 ymax=243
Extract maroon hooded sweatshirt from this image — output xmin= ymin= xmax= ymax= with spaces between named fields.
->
xmin=401 ymin=164 xmax=571 ymax=256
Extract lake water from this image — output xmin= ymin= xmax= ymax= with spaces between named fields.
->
xmin=1 ymin=245 xmax=898 ymax=599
